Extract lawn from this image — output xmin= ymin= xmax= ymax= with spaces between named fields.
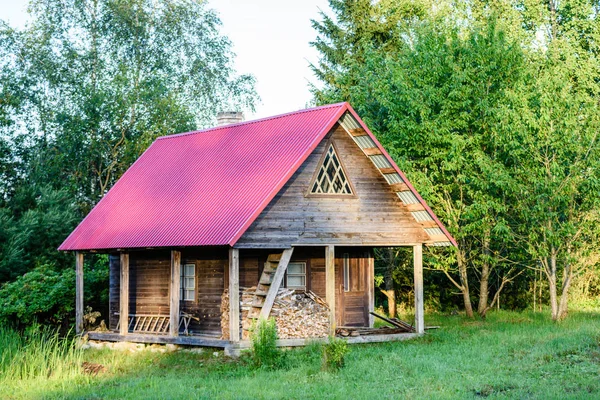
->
xmin=2 ymin=309 xmax=599 ymax=399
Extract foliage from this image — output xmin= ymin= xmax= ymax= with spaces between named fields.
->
xmin=322 ymin=336 xmax=349 ymax=371
xmin=250 ymin=318 xmax=281 ymax=369
xmin=0 ymin=0 xmax=256 ymax=330
xmin=311 ymin=0 xmax=600 ymax=319
xmin=0 ymin=261 xmax=108 ymax=329
xmin=0 ymin=324 xmax=82 ymax=383
xmin=2 ymin=310 xmax=600 ymax=398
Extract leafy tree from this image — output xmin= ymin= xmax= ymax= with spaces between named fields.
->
xmin=0 ymin=0 xmax=257 ymax=210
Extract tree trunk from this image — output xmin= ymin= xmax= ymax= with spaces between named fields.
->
xmin=458 ymin=248 xmax=474 ymax=318
xmin=477 ymin=231 xmax=491 ymax=316
xmin=547 ymin=253 xmax=559 ymax=321
xmin=557 ymin=262 xmax=572 ymax=320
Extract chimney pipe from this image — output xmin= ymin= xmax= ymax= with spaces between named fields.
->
xmin=216 ymin=111 xmax=244 ymax=126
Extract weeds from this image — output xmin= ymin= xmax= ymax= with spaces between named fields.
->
xmin=250 ymin=318 xmax=281 ymax=369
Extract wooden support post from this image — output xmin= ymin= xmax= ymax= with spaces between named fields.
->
xmin=75 ymin=252 xmax=84 ymax=335
xmin=229 ymin=248 xmax=240 ymax=342
xmin=119 ymin=253 xmax=130 ymax=336
xmin=170 ymin=250 xmax=181 ymax=337
xmin=413 ymin=244 xmax=424 ymax=334
xmin=259 ymin=248 xmax=294 ymax=320
xmin=367 ymin=250 xmax=375 ymax=328
xmin=325 ymin=245 xmax=336 ymax=336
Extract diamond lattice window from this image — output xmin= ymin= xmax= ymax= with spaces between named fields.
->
xmin=310 ymin=144 xmax=353 ymax=195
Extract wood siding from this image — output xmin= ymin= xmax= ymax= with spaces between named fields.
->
xmin=108 ymin=247 xmax=372 ymax=334
xmin=235 ymin=124 xmax=430 ymax=248
xmin=109 ymin=249 xmax=227 ymax=336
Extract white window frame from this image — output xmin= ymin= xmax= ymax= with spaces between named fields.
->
xmin=286 ymin=262 xmax=307 ymax=290
xmin=180 ymin=263 xmax=196 ymax=301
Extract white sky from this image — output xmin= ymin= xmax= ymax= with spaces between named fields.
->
xmin=0 ymin=0 xmax=331 ymax=120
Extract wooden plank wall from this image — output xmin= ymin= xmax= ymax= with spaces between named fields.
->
xmin=107 ymin=247 xmax=373 ymax=333
xmin=235 ymin=123 xmax=430 ymax=248
xmin=109 ymin=249 xmax=227 ymax=336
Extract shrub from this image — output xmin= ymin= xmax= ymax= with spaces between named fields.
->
xmin=250 ymin=318 xmax=281 ymax=369
xmin=322 ymin=336 xmax=349 ymax=371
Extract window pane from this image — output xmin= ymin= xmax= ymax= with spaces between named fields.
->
xmin=288 ymin=263 xmax=305 ymax=274
xmin=184 ymin=277 xmax=194 ymax=289
xmin=184 ymin=290 xmax=195 ymax=301
xmin=184 ymin=264 xmax=195 ymax=276
xmin=287 ymin=276 xmax=305 ymax=288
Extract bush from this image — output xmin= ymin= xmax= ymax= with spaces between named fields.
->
xmin=250 ymin=318 xmax=281 ymax=369
xmin=322 ymin=336 xmax=349 ymax=371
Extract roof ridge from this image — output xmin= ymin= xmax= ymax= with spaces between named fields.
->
xmin=157 ymin=102 xmax=347 ymax=140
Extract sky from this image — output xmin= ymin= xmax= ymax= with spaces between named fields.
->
xmin=0 ymin=0 xmax=331 ymax=120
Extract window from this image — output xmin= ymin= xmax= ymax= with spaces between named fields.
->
xmin=286 ymin=262 xmax=306 ymax=290
xmin=180 ymin=263 xmax=196 ymax=301
xmin=310 ymin=144 xmax=353 ymax=195
xmin=343 ymin=253 xmax=350 ymax=292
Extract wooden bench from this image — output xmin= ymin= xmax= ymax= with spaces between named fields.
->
xmin=115 ymin=312 xmax=200 ymax=335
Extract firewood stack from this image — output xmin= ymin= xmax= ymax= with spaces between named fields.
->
xmin=220 ymin=287 xmax=330 ymax=340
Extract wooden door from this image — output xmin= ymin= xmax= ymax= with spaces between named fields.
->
xmin=336 ymin=251 xmax=368 ymax=327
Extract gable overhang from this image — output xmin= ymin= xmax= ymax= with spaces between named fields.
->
xmin=338 ymin=105 xmax=457 ymax=247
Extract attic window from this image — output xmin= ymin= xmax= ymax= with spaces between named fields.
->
xmin=310 ymin=144 xmax=353 ymax=195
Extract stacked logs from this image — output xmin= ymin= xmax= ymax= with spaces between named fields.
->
xmin=221 ymin=287 xmax=330 ymax=340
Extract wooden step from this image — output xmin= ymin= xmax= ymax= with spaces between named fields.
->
xmin=262 ymin=262 xmax=277 ymax=274
xmin=267 ymin=253 xmax=282 ymax=262
xmin=252 ymin=297 xmax=265 ymax=307
xmin=259 ymin=273 xmax=275 ymax=285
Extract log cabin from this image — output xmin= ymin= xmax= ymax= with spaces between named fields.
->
xmin=59 ymin=102 xmax=456 ymax=354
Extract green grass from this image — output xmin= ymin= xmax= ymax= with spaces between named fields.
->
xmin=2 ymin=309 xmax=600 ymax=399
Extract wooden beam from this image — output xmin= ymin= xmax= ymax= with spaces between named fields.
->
xmin=379 ymin=167 xmax=396 ymax=174
xmin=170 ymin=250 xmax=181 ymax=337
xmin=258 ymin=248 xmax=295 ymax=320
xmin=119 ymin=253 xmax=129 ymax=336
xmin=325 ymin=245 xmax=336 ymax=336
xmin=405 ymin=203 xmax=426 ymax=212
xmin=75 ymin=252 xmax=84 ymax=335
xmin=413 ymin=244 xmax=424 ymax=334
xmin=390 ymin=183 xmax=409 ymax=192
xmin=419 ymin=220 xmax=439 ymax=228
xmin=363 ymin=147 xmax=382 ymax=156
xmin=229 ymin=248 xmax=240 ymax=342
xmin=427 ymin=234 xmax=450 ymax=242
xmin=348 ymin=127 xmax=367 ymax=137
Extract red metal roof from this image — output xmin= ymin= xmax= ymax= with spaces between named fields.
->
xmin=59 ymin=102 xmax=456 ymax=251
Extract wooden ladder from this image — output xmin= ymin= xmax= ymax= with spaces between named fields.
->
xmin=248 ymin=253 xmax=282 ymax=319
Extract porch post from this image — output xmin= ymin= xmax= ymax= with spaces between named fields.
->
xmin=413 ymin=244 xmax=424 ymax=334
xmin=119 ymin=252 xmax=130 ymax=336
xmin=367 ymin=250 xmax=375 ymax=328
xmin=229 ymin=248 xmax=240 ymax=342
xmin=170 ymin=250 xmax=181 ymax=337
xmin=75 ymin=252 xmax=84 ymax=335
xmin=325 ymin=245 xmax=336 ymax=336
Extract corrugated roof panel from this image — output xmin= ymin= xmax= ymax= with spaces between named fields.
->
xmin=354 ymin=135 xmax=376 ymax=149
xmin=383 ymin=173 xmax=403 ymax=184
xmin=412 ymin=210 xmax=433 ymax=222
xmin=339 ymin=111 xmax=362 ymax=130
xmin=370 ymin=154 xmax=393 ymax=169
xmin=59 ymin=103 xmax=346 ymax=251
xmin=425 ymin=227 xmax=443 ymax=236
xmin=397 ymin=191 xmax=419 ymax=204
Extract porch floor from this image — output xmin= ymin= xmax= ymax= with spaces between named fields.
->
xmin=86 ymin=331 xmax=421 ymax=351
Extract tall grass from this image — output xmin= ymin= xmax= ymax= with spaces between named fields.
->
xmin=0 ymin=324 xmax=83 ymax=383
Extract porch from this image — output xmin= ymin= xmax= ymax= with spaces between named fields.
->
xmin=75 ymin=244 xmax=425 ymax=350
